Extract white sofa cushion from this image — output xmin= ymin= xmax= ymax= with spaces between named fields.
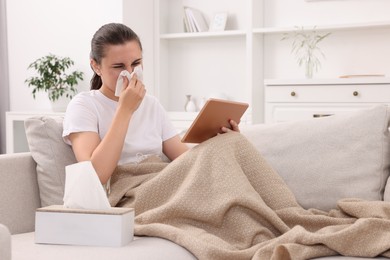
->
xmin=12 ymin=233 xmax=195 ymax=260
xmin=241 ymin=105 xmax=390 ymax=211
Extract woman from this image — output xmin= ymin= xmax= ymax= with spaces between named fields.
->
xmin=62 ymin=23 xmax=239 ymax=184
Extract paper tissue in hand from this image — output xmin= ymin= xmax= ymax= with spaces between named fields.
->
xmin=115 ymin=65 xmax=144 ymax=97
xmin=35 ymin=161 xmax=134 ymax=247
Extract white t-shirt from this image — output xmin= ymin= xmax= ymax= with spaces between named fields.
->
xmin=62 ymin=90 xmax=178 ymax=165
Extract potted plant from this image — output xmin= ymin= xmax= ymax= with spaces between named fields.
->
xmin=25 ymin=53 xmax=84 ymax=110
xmin=281 ymin=26 xmax=331 ymax=79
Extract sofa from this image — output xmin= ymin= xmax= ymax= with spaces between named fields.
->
xmin=1 ymin=104 xmax=390 ymax=259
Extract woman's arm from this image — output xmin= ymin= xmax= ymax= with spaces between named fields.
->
xmin=69 ymin=76 xmax=145 ymax=184
xmin=163 ymin=135 xmax=189 ymax=161
xmin=69 ymin=108 xmax=133 ymax=184
xmin=69 ymin=110 xmax=132 ymax=184
xmin=163 ymin=119 xmax=240 ymax=161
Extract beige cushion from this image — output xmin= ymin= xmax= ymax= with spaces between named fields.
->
xmin=24 ymin=116 xmax=77 ymax=207
xmin=241 ymin=105 xmax=390 ymax=211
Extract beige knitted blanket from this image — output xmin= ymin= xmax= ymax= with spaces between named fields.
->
xmin=108 ymin=132 xmax=390 ymax=260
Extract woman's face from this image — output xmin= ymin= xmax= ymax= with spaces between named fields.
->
xmin=93 ymin=40 xmax=142 ymax=98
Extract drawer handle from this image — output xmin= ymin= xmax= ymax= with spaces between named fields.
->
xmin=353 ymin=91 xmax=359 ymax=96
xmin=290 ymin=91 xmax=296 ymax=97
xmin=313 ymin=114 xmax=333 ymax=118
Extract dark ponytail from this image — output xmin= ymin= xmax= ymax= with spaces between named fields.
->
xmin=90 ymin=73 xmax=103 ymax=90
xmin=90 ymin=23 xmax=142 ymax=90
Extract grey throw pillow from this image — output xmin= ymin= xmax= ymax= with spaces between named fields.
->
xmin=241 ymin=105 xmax=390 ymax=211
xmin=24 ymin=116 xmax=77 ymax=206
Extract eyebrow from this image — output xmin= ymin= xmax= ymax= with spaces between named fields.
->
xmin=131 ymin=58 xmax=142 ymax=65
xmin=112 ymin=58 xmax=142 ymax=67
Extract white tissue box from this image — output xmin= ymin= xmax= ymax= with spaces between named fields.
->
xmin=35 ymin=205 xmax=134 ymax=247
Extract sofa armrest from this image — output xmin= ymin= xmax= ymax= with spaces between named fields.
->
xmin=0 ymin=153 xmax=41 ymax=234
xmin=0 ymin=224 xmax=11 ymax=260
xmin=384 ymin=177 xmax=390 ymax=202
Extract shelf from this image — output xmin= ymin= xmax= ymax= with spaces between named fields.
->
xmin=264 ymin=77 xmax=390 ymax=86
xmin=253 ymin=20 xmax=390 ymax=35
xmin=160 ymin=30 xmax=246 ymax=40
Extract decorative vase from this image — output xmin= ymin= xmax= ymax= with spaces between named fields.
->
xmin=305 ymin=58 xmax=315 ymax=79
xmin=184 ymin=95 xmax=196 ymax=112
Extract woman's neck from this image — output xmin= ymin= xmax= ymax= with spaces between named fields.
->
xmin=99 ymin=85 xmax=119 ymax=101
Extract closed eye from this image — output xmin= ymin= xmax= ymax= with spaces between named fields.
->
xmin=131 ymin=58 xmax=142 ymax=67
xmin=112 ymin=64 xmax=125 ymax=69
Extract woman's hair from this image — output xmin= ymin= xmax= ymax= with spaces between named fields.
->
xmin=90 ymin=23 xmax=142 ymax=90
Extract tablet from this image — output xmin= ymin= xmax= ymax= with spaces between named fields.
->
xmin=181 ymin=99 xmax=249 ymax=143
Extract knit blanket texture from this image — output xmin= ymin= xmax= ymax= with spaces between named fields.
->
xmin=108 ymin=132 xmax=390 ymax=260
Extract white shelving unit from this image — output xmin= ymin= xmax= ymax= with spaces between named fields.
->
xmin=151 ymin=0 xmax=390 ymax=124
xmin=154 ymin=0 xmax=263 ymax=123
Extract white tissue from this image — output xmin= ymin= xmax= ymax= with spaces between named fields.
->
xmin=63 ymin=161 xmax=111 ymax=210
xmin=115 ymin=66 xmax=144 ymax=97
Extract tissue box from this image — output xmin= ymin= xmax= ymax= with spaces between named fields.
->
xmin=35 ymin=205 xmax=134 ymax=247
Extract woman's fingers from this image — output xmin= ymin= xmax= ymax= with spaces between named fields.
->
xmin=230 ymin=119 xmax=240 ymax=132
xmin=221 ymin=120 xmax=240 ymax=133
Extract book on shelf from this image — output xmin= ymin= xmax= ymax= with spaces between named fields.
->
xmin=183 ymin=7 xmax=209 ymax=33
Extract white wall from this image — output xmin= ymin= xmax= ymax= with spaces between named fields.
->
xmin=122 ymin=0 xmax=155 ymax=94
xmin=263 ymin=0 xmax=390 ymax=79
xmin=6 ymin=0 xmax=123 ymax=111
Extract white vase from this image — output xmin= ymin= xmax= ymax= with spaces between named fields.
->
xmin=305 ymin=58 xmax=315 ymax=79
xmin=184 ymin=95 xmax=196 ymax=112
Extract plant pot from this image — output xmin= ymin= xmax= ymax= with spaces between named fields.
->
xmin=50 ymin=95 xmax=70 ymax=112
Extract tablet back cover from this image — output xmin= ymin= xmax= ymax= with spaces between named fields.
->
xmin=181 ymin=99 xmax=249 ymax=143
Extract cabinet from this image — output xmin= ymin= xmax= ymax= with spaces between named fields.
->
xmin=264 ymin=78 xmax=390 ymax=123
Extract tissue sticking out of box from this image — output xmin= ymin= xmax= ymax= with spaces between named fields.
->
xmin=63 ymin=161 xmax=111 ymax=210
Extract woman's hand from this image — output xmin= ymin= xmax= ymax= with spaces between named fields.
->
xmin=221 ymin=119 xmax=240 ymax=133
xmin=118 ymin=74 xmax=146 ymax=114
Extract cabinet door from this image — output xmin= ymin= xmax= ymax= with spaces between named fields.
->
xmin=265 ymin=103 xmax=379 ymax=123
xmin=265 ymin=84 xmax=390 ymax=103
